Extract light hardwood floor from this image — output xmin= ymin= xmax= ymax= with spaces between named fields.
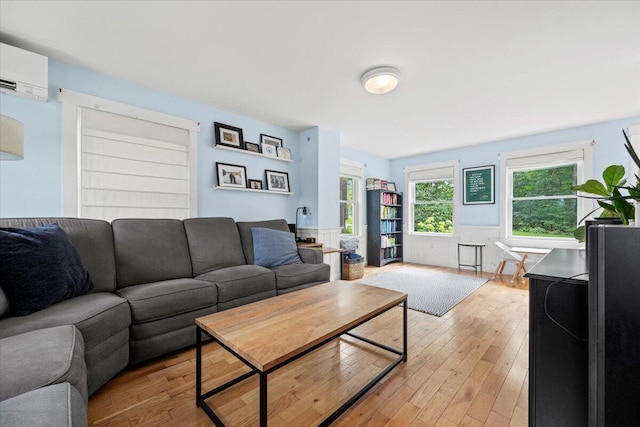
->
xmin=88 ymin=263 xmax=529 ymax=426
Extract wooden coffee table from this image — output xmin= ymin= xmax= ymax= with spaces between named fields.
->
xmin=195 ymin=280 xmax=408 ymax=426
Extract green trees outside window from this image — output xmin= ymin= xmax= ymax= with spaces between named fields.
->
xmin=413 ymin=180 xmax=454 ymax=233
xmin=511 ymin=164 xmax=577 ymax=238
xmin=340 ymin=176 xmax=356 ymax=234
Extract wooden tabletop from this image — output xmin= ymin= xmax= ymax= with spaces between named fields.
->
xmin=196 ymin=281 xmax=407 ymax=372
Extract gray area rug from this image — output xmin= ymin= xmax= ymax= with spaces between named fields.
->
xmin=357 ymin=267 xmax=488 ymax=316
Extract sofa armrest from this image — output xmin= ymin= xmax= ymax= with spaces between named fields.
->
xmin=297 ymin=247 xmax=323 ymax=264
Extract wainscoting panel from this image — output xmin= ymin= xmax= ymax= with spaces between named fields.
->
xmin=298 ymin=227 xmax=343 ymax=280
xmin=404 ymin=226 xmax=511 ymax=274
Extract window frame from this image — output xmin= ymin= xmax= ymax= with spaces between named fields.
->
xmin=405 ymin=160 xmax=459 ymax=236
xmin=339 ymin=159 xmax=364 ymax=238
xmin=500 ymin=141 xmax=593 ymax=248
xmin=59 ymin=89 xmax=199 ymax=218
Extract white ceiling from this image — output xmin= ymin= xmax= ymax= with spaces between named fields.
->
xmin=1 ymin=1 xmax=639 ymax=159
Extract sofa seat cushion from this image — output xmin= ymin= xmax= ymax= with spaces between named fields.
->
xmin=0 ymin=224 xmax=93 ymax=316
xmin=0 ymin=293 xmax=130 ymax=363
xmin=0 ymin=383 xmax=87 ymax=427
xmin=116 ymin=278 xmax=217 ymax=324
xmin=0 ymin=325 xmax=87 ymax=403
xmin=196 ymin=265 xmax=275 ymax=304
xmin=269 ymin=263 xmax=331 ymax=291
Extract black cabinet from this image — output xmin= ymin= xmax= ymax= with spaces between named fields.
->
xmin=526 ymin=249 xmax=589 ymax=427
xmin=588 ymin=225 xmax=640 ymax=427
xmin=366 ymin=190 xmax=403 ymax=267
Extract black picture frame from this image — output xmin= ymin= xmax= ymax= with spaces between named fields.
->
xmin=387 ymin=182 xmax=396 ymax=192
xmin=245 ymin=142 xmax=260 ymax=153
xmin=265 ymin=170 xmax=290 ymax=192
xmin=248 ymin=179 xmax=263 ymax=190
xmin=260 ymin=134 xmax=283 ymax=147
xmin=216 ymin=162 xmax=247 ymax=188
xmin=463 ymin=165 xmax=495 ymax=205
xmin=214 ymin=122 xmax=244 ymax=149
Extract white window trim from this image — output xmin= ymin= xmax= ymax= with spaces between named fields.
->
xmin=499 ymin=140 xmax=594 ymax=249
xmin=404 ymin=160 xmax=460 ymax=237
xmin=340 ymin=158 xmax=364 ymax=238
xmin=59 ymin=88 xmax=200 ymax=217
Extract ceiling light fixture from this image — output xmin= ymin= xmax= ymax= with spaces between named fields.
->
xmin=361 ymin=66 xmax=400 ymax=94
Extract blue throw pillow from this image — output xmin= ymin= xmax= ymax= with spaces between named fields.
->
xmin=0 ymin=224 xmax=93 ymax=316
xmin=251 ymin=227 xmax=302 ymax=268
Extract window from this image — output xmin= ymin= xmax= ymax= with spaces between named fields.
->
xmin=60 ymin=89 xmax=199 ymax=221
xmin=510 ymin=164 xmax=577 ymax=238
xmin=502 ymin=142 xmax=593 ymax=241
xmin=339 ymin=159 xmax=364 ymax=236
xmin=406 ymin=161 xmax=458 ymax=234
xmin=340 ymin=176 xmax=356 ymax=234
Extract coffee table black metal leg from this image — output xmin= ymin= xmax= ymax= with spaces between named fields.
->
xmin=403 ymin=302 xmax=408 ymax=361
xmin=196 ymin=326 xmax=202 ymax=408
xmin=260 ymin=373 xmax=268 ymax=427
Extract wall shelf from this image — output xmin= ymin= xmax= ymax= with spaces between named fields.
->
xmin=215 ymin=186 xmax=292 ymax=195
xmin=215 ymin=144 xmax=293 ymax=162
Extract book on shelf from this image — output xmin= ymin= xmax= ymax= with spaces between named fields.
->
xmin=381 ymin=221 xmax=399 ymax=233
xmin=381 ymin=246 xmax=398 ymax=259
xmin=382 ymin=193 xmax=398 ymax=204
xmin=381 ymin=206 xmax=398 ymax=219
xmin=366 ymin=178 xmax=388 ymax=190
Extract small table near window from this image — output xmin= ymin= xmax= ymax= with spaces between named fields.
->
xmin=458 ymin=242 xmax=486 ymax=275
xmin=296 ymin=242 xmax=345 ymax=279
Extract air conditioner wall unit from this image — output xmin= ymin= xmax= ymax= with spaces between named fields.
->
xmin=0 ymin=43 xmax=48 ymax=101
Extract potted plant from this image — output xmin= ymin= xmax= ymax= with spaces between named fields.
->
xmin=572 ymin=130 xmax=640 ymax=242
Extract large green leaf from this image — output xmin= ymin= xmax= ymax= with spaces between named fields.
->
xmin=572 ymin=179 xmax=609 ymax=197
xmin=624 ymin=129 xmax=640 ymax=171
xmin=597 ymin=200 xmax=618 ymax=216
xmin=573 ymin=225 xmax=585 ymax=242
xmin=602 ymin=165 xmax=626 ymax=192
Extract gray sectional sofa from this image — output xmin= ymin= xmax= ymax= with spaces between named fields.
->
xmin=0 ymin=217 xmax=330 ymax=426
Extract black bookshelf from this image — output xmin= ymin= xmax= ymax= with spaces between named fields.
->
xmin=366 ymin=189 xmax=403 ymax=267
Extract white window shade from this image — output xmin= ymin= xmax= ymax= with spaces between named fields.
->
xmin=506 ymin=148 xmax=585 ymax=169
xmin=79 ymin=108 xmax=191 ymax=221
xmin=407 ymin=166 xmax=454 ymax=181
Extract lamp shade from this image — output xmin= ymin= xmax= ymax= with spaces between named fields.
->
xmin=0 ymin=114 xmax=24 ymax=160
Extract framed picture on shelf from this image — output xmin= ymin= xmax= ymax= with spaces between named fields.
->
xmin=463 ymin=165 xmax=495 ymax=205
xmin=214 ymin=122 xmax=244 ymax=149
xmin=260 ymin=134 xmax=283 ymax=147
xmin=265 ymin=170 xmax=290 ymax=192
xmin=248 ymin=179 xmax=263 ymax=190
xmin=261 ymin=143 xmax=278 ymax=157
xmin=277 ymin=147 xmax=291 ymax=160
xmin=245 ymin=142 xmax=260 ymax=153
xmin=216 ymin=162 xmax=247 ymax=188
xmin=387 ymin=182 xmax=396 ymax=192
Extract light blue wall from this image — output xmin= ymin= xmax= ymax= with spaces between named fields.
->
xmin=0 ymin=58 xmax=302 ymax=221
xmin=390 ymin=116 xmax=640 ymax=226
xmin=317 ymin=127 xmax=341 ymax=229
xmin=340 ymin=145 xmax=391 ymax=183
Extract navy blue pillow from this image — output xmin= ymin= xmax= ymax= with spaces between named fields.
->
xmin=252 ymin=227 xmax=302 ymax=267
xmin=0 ymin=224 xmax=93 ymax=316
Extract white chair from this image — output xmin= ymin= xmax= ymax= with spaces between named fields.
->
xmin=493 ymin=241 xmax=527 ymax=283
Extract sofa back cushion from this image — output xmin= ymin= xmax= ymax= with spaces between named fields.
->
xmin=183 ymin=217 xmax=246 ymax=275
xmin=0 ymin=218 xmax=116 ymax=293
xmin=236 ymin=219 xmax=291 ymax=264
xmin=112 ymin=219 xmax=193 ymax=288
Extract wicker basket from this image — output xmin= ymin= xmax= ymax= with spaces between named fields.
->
xmin=342 ymin=257 xmax=364 ymax=280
